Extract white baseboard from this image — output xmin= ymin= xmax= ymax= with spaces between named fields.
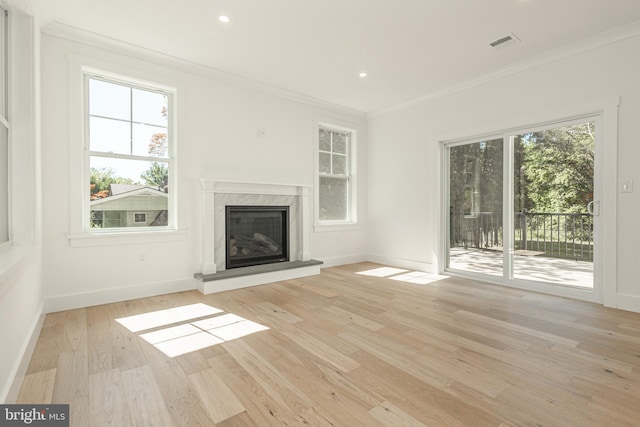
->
xmin=615 ymin=293 xmax=640 ymax=313
xmin=319 ymin=254 xmax=367 ymax=268
xmin=45 ymin=277 xmax=200 ymax=313
xmin=365 ymin=253 xmax=435 ymax=273
xmin=198 ymin=264 xmax=322 ymax=294
xmin=3 ymin=302 xmax=45 ymax=403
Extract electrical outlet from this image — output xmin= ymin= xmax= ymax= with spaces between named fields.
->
xmin=138 ymin=253 xmax=147 ymax=264
xmin=257 ymin=128 xmax=266 ymax=138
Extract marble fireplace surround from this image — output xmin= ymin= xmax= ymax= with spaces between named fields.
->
xmin=200 ymin=180 xmax=312 ymax=276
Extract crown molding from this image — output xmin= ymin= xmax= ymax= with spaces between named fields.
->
xmin=36 ymin=16 xmax=640 ymax=121
xmin=4 ymin=0 xmax=34 ymax=15
xmin=41 ymin=21 xmax=366 ymax=121
xmin=369 ymin=19 xmax=640 ymax=118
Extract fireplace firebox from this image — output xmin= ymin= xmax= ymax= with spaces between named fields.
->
xmin=225 ymin=205 xmax=290 ymax=269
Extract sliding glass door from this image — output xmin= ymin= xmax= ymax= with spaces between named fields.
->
xmin=447 ymin=137 xmax=504 ymax=277
xmin=445 ymin=118 xmax=598 ymax=295
xmin=510 ymin=121 xmax=595 ymax=288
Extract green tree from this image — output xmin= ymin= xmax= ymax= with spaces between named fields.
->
xmin=90 ymin=167 xmax=134 ymax=198
xmin=517 ymin=122 xmax=594 ymax=213
xmin=449 ymin=139 xmax=503 ymax=216
xmin=141 ymin=162 xmax=169 ymax=191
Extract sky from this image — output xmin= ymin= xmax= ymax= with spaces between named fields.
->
xmin=89 ymin=78 xmax=169 ymax=183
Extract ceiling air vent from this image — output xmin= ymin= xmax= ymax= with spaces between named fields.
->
xmin=489 ymin=33 xmax=520 ymax=49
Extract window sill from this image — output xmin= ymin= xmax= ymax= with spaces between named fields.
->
xmin=314 ymin=222 xmax=360 ymax=233
xmin=67 ymin=229 xmax=189 ymax=248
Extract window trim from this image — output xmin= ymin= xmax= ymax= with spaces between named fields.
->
xmin=81 ymin=67 xmax=177 ymax=234
xmin=314 ymin=120 xmax=358 ymax=231
xmin=0 ymin=6 xmax=9 ymax=246
xmin=66 ymin=56 xmax=185 ymax=246
xmin=438 ymin=98 xmax=620 ymax=308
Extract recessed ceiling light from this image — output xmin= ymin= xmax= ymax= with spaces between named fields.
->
xmin=359 ymin=72 xmax=367 ymax=78
xmin=218 ymin=15 xmax=230 ymax=23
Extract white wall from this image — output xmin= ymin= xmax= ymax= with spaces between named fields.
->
xmin=368 ymin=33 xmax=640 ymax=311
xmin=0 ymin=8 xmax=44 ymax=403
xmin=40 ymin=31 xmax=368 ymax=312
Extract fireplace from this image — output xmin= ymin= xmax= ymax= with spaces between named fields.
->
xmin=225 ymin=205 xmax=290 ymax=269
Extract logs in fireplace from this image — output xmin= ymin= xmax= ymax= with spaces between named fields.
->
xmin=225 ymin=205 xmax=289 ymax=269
xmin=229 ymin=233 xmax=280 ymax=257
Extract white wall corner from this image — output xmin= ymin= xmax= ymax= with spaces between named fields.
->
xmin=2 ymin=302 xmax=45 ymax=403
xmin=614 ymin=293 xmax=640 ymax=314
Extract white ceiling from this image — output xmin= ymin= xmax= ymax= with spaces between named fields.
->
xmin=24 ymin=0 xmax=640 ymax=113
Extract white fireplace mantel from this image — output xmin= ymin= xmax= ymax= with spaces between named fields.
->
xmin=200 ymin=179 xmax=312 ymax=275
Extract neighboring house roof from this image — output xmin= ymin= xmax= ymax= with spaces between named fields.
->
xmin=109 ymin=184 xmax=149 ymax=196
xmin=90 ymin=185 xmax=168 ymax=209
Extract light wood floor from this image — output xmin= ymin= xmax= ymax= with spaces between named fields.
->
xmin=17 ymin=262 xmax=640 ymax=426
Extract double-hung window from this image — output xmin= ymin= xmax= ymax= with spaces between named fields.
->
xmin=318 ymin=125 xmax=355 ymax=223
xmin=0 ymin=7 xmax=9 ymax=244
xmin=85 ymin=71 xmax=175 ymax=231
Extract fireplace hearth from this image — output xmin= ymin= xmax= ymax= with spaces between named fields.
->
xmin=225 ymin=205 xmax=289 ymax=269
xmin=198 ymin=180 xmax=319 ymax=294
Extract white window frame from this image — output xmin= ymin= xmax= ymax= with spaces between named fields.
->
xmin=439 ymin=97 xmax=620 ymax=308
xmin=82 ymin=68 xmax=176 ymax=234
xmin=67 ymin=58 xmax=186 ymax=247
xmin=314 ymin=121 xmax=358 ymax=230
xmin=0 ymin=6 xmax=9 ymax=248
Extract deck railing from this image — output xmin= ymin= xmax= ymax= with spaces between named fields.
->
xmin=450 ymin=210 xmax=593 ymax=261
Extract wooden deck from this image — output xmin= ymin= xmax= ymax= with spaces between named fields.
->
xmin=449 ymin=247 xmax=594 ymax=288
xmin=17 ymin=262 xmax=640 ymax=426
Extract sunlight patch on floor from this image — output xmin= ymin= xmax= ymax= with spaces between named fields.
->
xmin=115 ymin=303 xmax=223 ymax=332
xmin=117 ymin=304 xmax=269 ymax=357
xmin=140 ymin=323 xmax=201 ymax=344
xmin=155 ymin=332 xmax=225 ymax=358
xmin=208 ymin=320 xmax=270 ymax=341
xmin=357 ymin=267 xmax=449 ymax=286
xmin=192 ymin=313 xmax=246 ymax=330
xmin=389 ymin=271 xmax=449 ymax=285
xmin=356 ymin=267 xmax=409 ymax=277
